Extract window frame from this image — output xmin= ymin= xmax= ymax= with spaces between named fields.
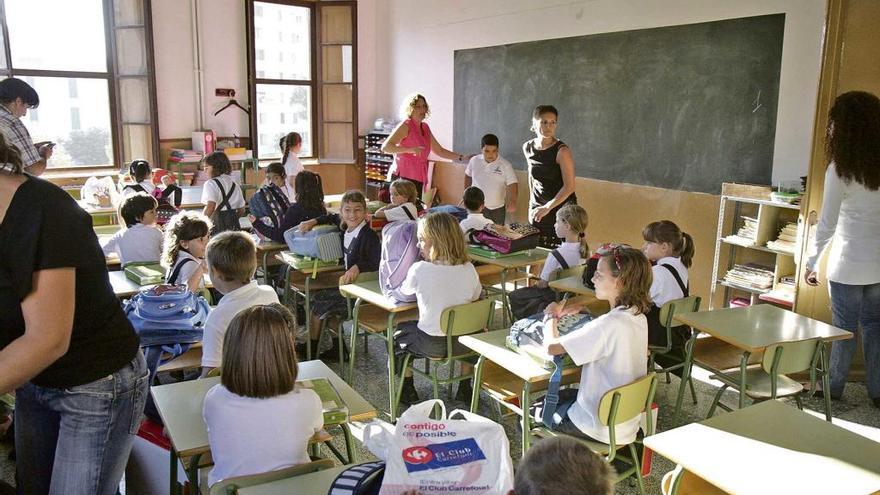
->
xmin=0 ymin=0 xmax=159 ymax=171
xmin=246 ymin=0 xmax=318 ymax=161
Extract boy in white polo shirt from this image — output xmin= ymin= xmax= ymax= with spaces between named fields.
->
xmin=465 ymin=133 xmax=518 ymax=225
xmin=101 ymin=192 xmax=163 ymax=266
xmin=200 ymin=231 xmax=279 ymax=376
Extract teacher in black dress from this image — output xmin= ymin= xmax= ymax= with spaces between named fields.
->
xmin=523 ymin=105 xmax=577 ymax=247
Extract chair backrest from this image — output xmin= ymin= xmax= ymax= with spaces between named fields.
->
xmin=658 ymin=296 xmax=701 ymax=329
xmin=209 ymin=458 xmax=335 ymax=495
xmin=439 ymin=298 xmax=495 ymax=337
xmin=597 ymin=373 xmax=657 ymax=429
xmin=551 ymin=263 xmax=585 ymax=282
xmin=762 ymin=338 xmax=822 ymax=375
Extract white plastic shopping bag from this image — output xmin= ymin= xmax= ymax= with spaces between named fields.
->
xmin=374 ymin=400 xmax=514 ymax=495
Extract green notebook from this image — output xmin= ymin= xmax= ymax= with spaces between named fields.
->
xmin=124 ymin=262 xmax=165 ymax=285
xmin=468 ymin=245 xmax=522 ymax=259
xmin=279 ymin=252 xmax=340 ymax=278
xmin=297 ymin=378 xmax=349 ymax=425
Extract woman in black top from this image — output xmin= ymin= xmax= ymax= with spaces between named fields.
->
xmin=523 ymin=105 xmax=578 ymax=247
xmin=0 ymin=134 xmax=147 ymax=494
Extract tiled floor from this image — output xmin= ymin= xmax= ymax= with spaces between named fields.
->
xmin=2 ymin=326 xmax=879 ymax=494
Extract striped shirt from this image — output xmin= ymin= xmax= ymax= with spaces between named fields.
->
xmin=0 ymin=105 xmax=41 ymax=168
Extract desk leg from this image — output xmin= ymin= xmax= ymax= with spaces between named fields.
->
xmin=471 ymin=355 xmax=486 ymax=413
xmin=387 ymin=312 xmax=397 ymax=420
xmin=738 ymin=351 xmax=751 ymax=410
xmin=305 ymin=277 xmax=312 ymax=360
xmin=186 ymin=453 xmax=201 ymax=493
xmin=342 ymin=423 xmax=358 ymax=463
xmin=821 ymin=342 xmax=832 ymax=422
xmin=521 ymin=382 xmax=532 ymax=453
xmin=501 ymin=269 xmax=509 ymax=327
xmin=261 ymin=250 xmax=270 ymax=285
xmin=674 ymin=331 xmax=699 ymax=423
xmin=169 ymin=447 xmax=179 ymax=495
xmin=348 ymin=299 xmax=363 ymax=383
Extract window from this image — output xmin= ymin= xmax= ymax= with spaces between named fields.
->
xmin=248 ymin=1 xmax=313 ymax=159
xmin=0 ymin=0 xmax=158 ymax=169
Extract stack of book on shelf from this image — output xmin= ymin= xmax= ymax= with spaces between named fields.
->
xmin=723 ymin=263 xmax=774 ymax=292
xmin=766 ymin=222 xmax=798 ymax=254
xmin=724 ymin=216 xmax=759 ymax=246
xmin=296 ymin=378 xmax=349 ymax=425
xmin=729 ymin=297 xmax=751 ymax=308
xmin=759 ymin=275 xmax=797 ymax=306
xmin=169 ymin=149 xmax=203 ymax=163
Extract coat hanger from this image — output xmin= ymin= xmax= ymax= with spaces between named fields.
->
xmin=214 ymin=99 xmax=250 ymax=116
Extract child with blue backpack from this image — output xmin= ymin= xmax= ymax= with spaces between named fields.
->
xmin=249 ymin=170 xmax=327 ymax=244
xmin=299 ymin=190 xmax=381 ymax=359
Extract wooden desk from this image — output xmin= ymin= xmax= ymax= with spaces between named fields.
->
xmin=109 ymin=270 xmax=212 ymax=299
xmin=674 ymin=304 xmax=852 ymax=419
xmin=276 ymin=251 xmax=345 ymax=359
xmin=468 ymin=248 xmax=549 ymax=326
xmin=150 ymin=360 xmax=376 ymax=495
xmin=460 ymin=329 xmax=581 ymax=453
xmin=237 ymin=465 xmax=352 ymax=495
xmin=79 ymin=186 xmax=206 ymax=220
xmin=338 ymin=279 xmax=418 ymax=419
xmin=255 ymin=240 xmax=288 ymax=285
xmin=645 ymin=400 xmax=880 ymax=495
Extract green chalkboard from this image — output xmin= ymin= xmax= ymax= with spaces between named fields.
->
xmin=453 ymin=14 xmax=785 ymax=194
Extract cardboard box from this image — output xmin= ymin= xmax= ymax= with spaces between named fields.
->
xmin=192 ymin=131 xmax=216 ymax=154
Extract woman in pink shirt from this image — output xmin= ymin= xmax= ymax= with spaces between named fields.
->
xmin=381 ymin=93 xmax=469 ymax=198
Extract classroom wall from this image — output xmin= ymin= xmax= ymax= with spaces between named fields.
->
xmin=359 ymin=0 xmax=827 ymax=184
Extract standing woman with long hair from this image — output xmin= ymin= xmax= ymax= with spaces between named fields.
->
xmin=523 ymin=105 xmax=577 ymax=247
xmin=0 ymin=133 xmax=147 ymax=493
xmin=805 ymin=91 xmax=880 ymax=408
xmin=381 ymin=93 xmax=470 ymax=197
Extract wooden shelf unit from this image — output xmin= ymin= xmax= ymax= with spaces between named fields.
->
xmin=710 ymin=195 xmax=802 ymax=309
xmin=364 ymin=131 xmax=391 ymax=201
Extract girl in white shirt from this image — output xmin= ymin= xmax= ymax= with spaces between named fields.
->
xmin=395 ymin=212 xmax=483 ymax=405
xmin=203 ymin=304 xmax=323 ymax=488
xmin=280 ymin=132 xmax=304 ymax=184
xmin=122 ymin=159 xmax=156 ymax=196
xmin=201 ymin=152 xmax=245 ymax=234
xmin=805 ymin=91 xmax=880 ymax=406
xmin=161 ymin=211 xmax=211 ymax=291
xmin=541 ymin=246 xmax=652 ymax=444
xmin=641 ymin=220 xmax=694 ymax=349
xmin=374 ymin=178 xmax=421 ymax=221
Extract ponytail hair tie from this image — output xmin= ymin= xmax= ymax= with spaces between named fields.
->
xmin=578 ymin=232 xmax=585 ymax=238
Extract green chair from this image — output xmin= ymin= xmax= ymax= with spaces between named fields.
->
xmin=706 ymin=337 xmax=825 ymax=418
xmin=533 ymin=373 xmax=658 ymax=495
xmin=208 ymin=458 xmax=334 ymax=495
xmin=393 ymin=298 xmax=495 ymax=415
xmin=647 ymin=296 xmax=702 ymax=419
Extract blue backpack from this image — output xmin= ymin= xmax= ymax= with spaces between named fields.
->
xmin=249 ymin=183 xmax=290 ymax=231
xmin=283 ymin=224 xmax=344 ymax=262
xmin=123 ymin=285 xmax=210 ymax=383
xmin=379 ymin=220 xmax=420 ymax=303
xmin=428 ymin=204 xmax=468 ymax=221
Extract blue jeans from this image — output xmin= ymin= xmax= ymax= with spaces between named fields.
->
xmin=828 ymin=281 xmax=880 ymax=399
xmin=15 ymin=351 xmax=149 ymax=495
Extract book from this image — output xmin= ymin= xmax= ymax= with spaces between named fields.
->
xmin=297 ymin=378 xmax=349 ymax=425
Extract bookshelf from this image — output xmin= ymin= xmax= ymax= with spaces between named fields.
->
xmin=710 ymin=195 xmax=802 ymax=309
xmin=364 ymin=131 xmax=391 ymax=201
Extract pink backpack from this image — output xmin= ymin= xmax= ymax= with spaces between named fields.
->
xmin=379 ymin=220 xmax=420 ymax=303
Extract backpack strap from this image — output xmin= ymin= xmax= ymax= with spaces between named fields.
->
xmin=328 ymin=461 xmax=385 ymax=494
xmin=550 ymin=249 xmax=570 ymax=270
xmin=402 ymin=204 xmax=416 ymax=220
xmin=124 ymin=184 xmax=146 ymax=194
xmin=166 ymin=257 xmax=196 ymax=285
xmin=541 ymin=354 xmax=565 ymax=429
xmin=213 ymin=178 xmax=236 ymax=212
xmin=660 ymin=263 xmax=689 ymax=297
xmin=161 ymin=184 xmax=183 ymax=207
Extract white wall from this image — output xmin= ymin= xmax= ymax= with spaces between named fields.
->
xmin=358 ymin=0 xmax=827 ymax=183
xmin=152 ymin=0 xmax=250 ymax=139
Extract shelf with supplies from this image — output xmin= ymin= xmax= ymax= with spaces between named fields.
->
xmin=364 ymin=131 xmax=392 ymax=201
xmin=710 ymin=193 xmax=802 ymax=310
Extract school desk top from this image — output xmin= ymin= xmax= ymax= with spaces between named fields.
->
xmin=78 ymin=186 xmax=206 ymax=215
xmin=644 ymin=400 xmax=880 ymax=495
xmin=459 ymin=329 xmax=581 ymax=384
xmin=467 ymin=247 xmax=550 ymax=269
xmin=236 ymin=465 xmax=352 ymax=495
xmin=673 ymin=304 xmax=852 ymax=353
xmin=338 ymin=279 xmax=418 ymax=313
xmin=548 ymin=274 xmax=595 ymax=296
xmin=150 ymin=360 xmax=376 ymax=459
xmin=109 ymin=270 xmax=212 ymax=298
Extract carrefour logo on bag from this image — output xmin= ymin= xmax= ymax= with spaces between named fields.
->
xmin=402 ymin=438 xmax=487 ymax=473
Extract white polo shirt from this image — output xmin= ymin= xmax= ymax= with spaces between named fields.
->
xmin=465 ymin=154 xmax=517 ymax=209
xmin=400 ymin=261 xmax=483 ymax=336
xmin=201 ymin=280 xmax=279 ymax=368
xmin=101 ymin=223 xmax=163 ymax=266
xmin=459 ymin=213 xmax=494 ymax=234
xmin=650 ymin=256 xmax=689 ymax=307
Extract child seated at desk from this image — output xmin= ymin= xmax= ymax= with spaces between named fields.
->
xmin=537 ymin=246 xmax=651 ymax=445
xmin=100 ymin=192 xmax=162 ymax=266
xmin=203 ymin=304 xmax=323 ymax=488
xmin=122 ymin=159 xmax=156 ymax=196
xmin=395 ymin=212 xmax=483 ymax=405
xmin=249 ymin=170 xmax=327 ymax=244
xmin=373 ymin=178 xmax=421 ymax=221
xmin=642 ymin=220 xmax=694 ymax=350
xmin=263 ymin=161 xmax=295 ymax=202
xmin=459 ymin=186 xmax=495 ymax=234
xmin=299 ymin=190 xmax=381 ymax=360
xmin=200 ymin=232 xmax=279 ymax=375
xmin=162 ymin=211 xmax=211 ymax=290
